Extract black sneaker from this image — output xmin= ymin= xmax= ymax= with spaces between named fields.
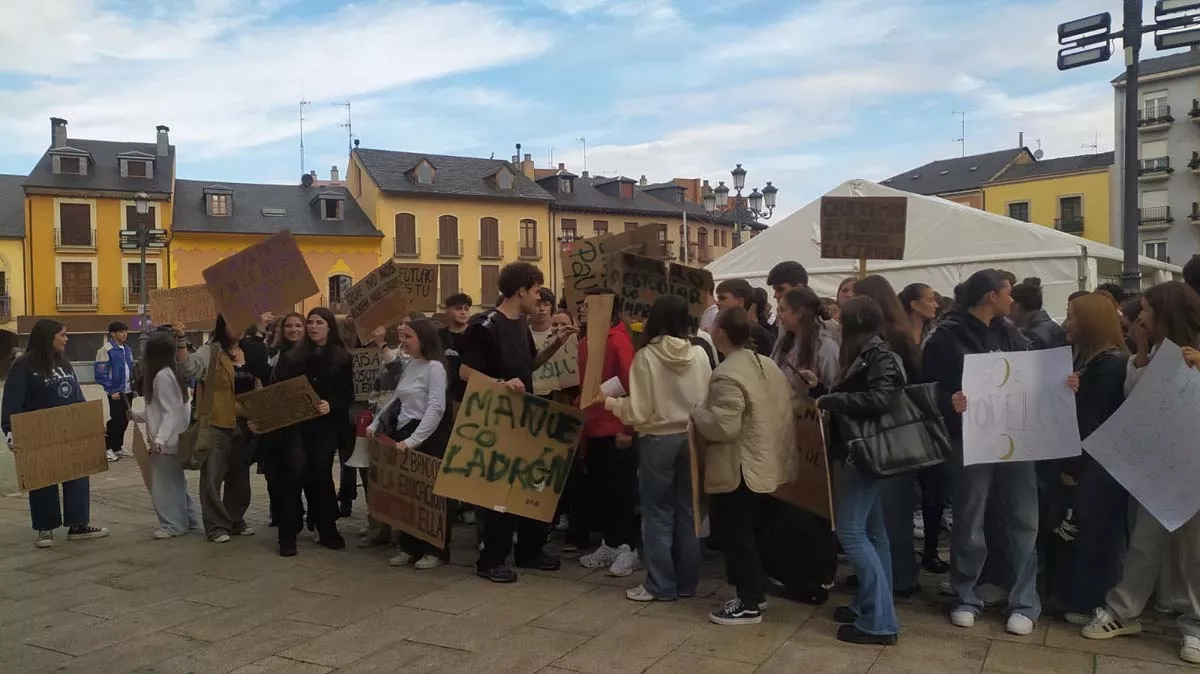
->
xmin=317 ymin=532 xmax=346 ymax=550
xmin=515 ymin=555 xmax=561 ymax=571
xmin=923 ymin=556 xmax=951 ymax=574
xmin=834 ymin=606 xmax=858 ymax=624
xmin=476 ymin=565 xmax=519 ymax=583
xmin=836 ymin=624 xmax=897 ymax=645
xmin=279 ymin=541 xmax=298 ymax=557
xmin=66 ymin=525 xmax=109 ymax=541
xmin=338 ymin=501 xmax=353 ymax=519
xmin=709 ymin=599 xmax=762 ymax=625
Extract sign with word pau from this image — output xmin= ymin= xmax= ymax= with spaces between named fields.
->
xmin=606 ymin=251 xmax=711 ymax=333
xmin=201 ymin=231 xmax=319 ymax=331
xmin=771 ymin=397 xmax=834 ymax=524
xmin=561 ymin=226 xmax=666 ymax=322
xmin=434 ymin=377 xmax=585 ymax=522
xmin=236 ymin=376 xmax=322 ymax=434
xmin=533 ymin=334 xmax=579 ymax=396
xmin=962 ymin=346 xmax=1080 ymax=466
xmin=149 ymin=284 xmax=218 ymax=326
xmin=819 ymin=195 xmax=907 ymax=261
xmin=346 ymin=261 xmax=438 ymax=342
xmin=368 ymin=438 xmax=447 ymax=548
xmin=11 ymin=400 xmax=107 ymax=492
xmin=352 ymin=348 xmax=383 ymax=402
xmin=1084 ymin=340 xmax=1200 ymax=532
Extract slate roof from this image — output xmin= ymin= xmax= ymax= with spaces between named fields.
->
xmin=0 ymin=174 xmax=26 ymax=239
xmin=538 ymin=173 xmax=723 ymax=223
xmin=1113 ymin=50 xmax=1200 ymax=83
xmin=171 ymin=179 xmax=381 ymax=237
xmin=354 ymin=148 xmax=553 ymax=201
xmin=882 ymin=148 xmax=1029 ymax=196
xmin=23 ymin=138 xmax=175 ymax=196
xmin=988 ymin=151 xmax=1114 ymax=183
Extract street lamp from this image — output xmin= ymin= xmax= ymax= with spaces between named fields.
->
xmin=119 ymin=191 xmax=169 ymax=351
xmin=1057 ymin=0 xmax=1200 ymax=292
xmin=701 ymin=165 xmax=778 ymax=248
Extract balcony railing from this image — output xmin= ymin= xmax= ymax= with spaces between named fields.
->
xmin=437 ymin=238 xmax=463 ymax=258
xmin=55 ymin=227 xmax=96 ymax=250
xmin=1054 ymin=217 xmax=1084 ymax=234
xmin=394 ymin=237 xmax=420 ymax=258
xmin=320 ymin=296 xmax=350 ymax=315
xmin=122 ymin=286 xmax=157 ymax=308
xmin=518 ymin=241 xmax=542 ymax=260
xmin=1138 ymin=157 xmax=1173 ymax=178
xmin=57 ymin=286 xmax=97 ymax=309
xmin=0 ymin=295 xmax=11 ymax=322
xmin=1138 ymin=105 xmax=1174 ymax=127
xmin=479 ymin=239 xmax=504 ymax=260
xmin=1139 ymin=206 xmax=1173 ymax=225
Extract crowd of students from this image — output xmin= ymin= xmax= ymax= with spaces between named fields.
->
xmin=7 ymin=254 xmax=1200 ymax=661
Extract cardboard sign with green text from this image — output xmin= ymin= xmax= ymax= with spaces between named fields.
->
xmin=560 ymin=225 xmax=666 ymax=322
xmin=368 ymin=438 xmax=447 ymax=548
xmin=346 ymin=261 xmax=438 ymax=342
xmin=11 ymin=400 xmax=107 ymax=492
xmin=236 ymin=376 xmax=321 ymax=434
xmin=771 ymin=396 xmax=834 ymax=526
xmin=434 ymin=377 xmax=585 ymax=522
xmin=201 ymin=231 xmax=319 ymax=331
xmin=533 ymin=334 xmax=579 ymax=396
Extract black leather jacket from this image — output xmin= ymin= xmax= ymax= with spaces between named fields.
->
xmin=1020 ymin=309 xmax=1067 ymax=351
xmin=818 ymin=337 xmax=906 ymax=461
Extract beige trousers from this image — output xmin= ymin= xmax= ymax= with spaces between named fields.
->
xmin=1107 ymin=505 xmax=1200 ymax=638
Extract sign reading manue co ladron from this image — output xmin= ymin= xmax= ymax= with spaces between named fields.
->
xmin=433 ymin=377 xmax=585 ymax=523
xmin=352 ymin=348 xmax=384 ymax=402
xmin=819 ymin=195 xmax=907 ymax=260
xmin=346 ymin=261 xmax=438 ymax=342
xmin=236 ymin=376 xmax=322 ymax=434
xmin=11 ymin=400 xmax=108 ymax=492
xmin=202 ymin=231 xmax=320 ymax=331
xmin=367 ymin=438 xmax=447 ymax=548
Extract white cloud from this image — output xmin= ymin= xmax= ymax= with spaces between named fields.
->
xmin=539 ymin=0 xmax=607 ymax=14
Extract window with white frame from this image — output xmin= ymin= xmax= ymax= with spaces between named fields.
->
xmin=1144 ymin=240 xmax=1169 ymax=262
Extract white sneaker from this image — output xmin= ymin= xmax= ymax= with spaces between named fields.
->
xmin=1006 ymin=613 xmax=1034 ymax=636
xmin=626 ymin=585 xmax=665 ymax=602
xmin=414 ymin=554 xmax=445 ymax=570
xmin=941 ymin=512 xmax=954 ymax=532
xmin=579 ymin=542 xmax=619 ymax=569
xmin=950 ymin=609 xmax=976 ymax=628
xmin=1063 ymin=612 xmax=1091 ymax=627
xmin=1181 ymin=635 xmax=1200 ymax=664
xmin=607 ymin=545 xmax=641 ymax=577
xmin=106 ymin=450 xmax=120 ymax=462
xmin=1082 ymin=606 xmax=1142 ymax=640
xmin=152 ymin=529 xmax=173 ymax=540
xmin=35 ymin=530 xmax=53 ymax=548
xmin=117 ymin=448 xmax=133 ymax=458
xmin=234 ymin=527 xmax=255 ymax=537
xmin=211 ymin=534 xmax=231 ymax=544
xmin=389 ymin=551 xmax=416 ymax=567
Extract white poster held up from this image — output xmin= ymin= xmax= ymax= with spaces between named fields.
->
xmin=962 ymin=346 xmax=1081 ymax=466
xmin=1083 ymin=340 xmax=1200 ymax=532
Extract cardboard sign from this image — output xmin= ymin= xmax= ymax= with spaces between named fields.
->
xmin=962 ymin=346 xmax=1081 ymax=466
xmin=819 ymin=196 xmax=907 ymax=260
xmin=533 ymin=334 xmax=580 ymax=395
xmin=236 ymin=376 xmax=322 ymax=434
xmin=607 ymin=252 xmax=710 ymax=333
xmin=149 ymin=284 xmax=218 ymax=326
xmin=11 ymin=400 xmax=107 ymax=492
xmin=579 ymin=294 xmax=615 ymax=407
xmin=434 ymin=377 xmax=585 ymax=522
xmin=352 ymin=348 xmax=383 ymax=402
xmin=368 ymin=438 xmax=447 ymax=548
xmin=1084 ymin=341 xmax=1200 ymax=531
xmin=131 ymin=423 xmax=153 ymax=492
xmin=346 ymin=261 xmax=438 ymax=341
xmin=201 ymin=231 xmax=319 ymax=332
xmin=772 ymin=397 xmax=834 ymax=524
xmin=687 ymin=423 xmax=705 ymax=536
xmin=561 ymin=226 xmax=665 ymax=322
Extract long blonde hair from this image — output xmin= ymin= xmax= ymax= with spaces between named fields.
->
xmin=1069 ymin=293 xmax=1128 ymax=365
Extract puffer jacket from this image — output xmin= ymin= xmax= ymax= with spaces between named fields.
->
xmin=818 ymin=336 xmax=906 ymax=463
xmin=1020 ymin=309 xmax=1067 ymax=351
xmin=691 ymin=348 xmax=797 ymax=494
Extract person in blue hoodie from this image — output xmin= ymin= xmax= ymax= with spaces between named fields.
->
xmin=94 ymin=321 xmax=135 ymax=462
xmin=3 ymin=319 xmax=109 ymax=548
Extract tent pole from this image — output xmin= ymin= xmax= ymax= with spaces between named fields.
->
xmin=858 ymin=257 xmax=868 ymax=279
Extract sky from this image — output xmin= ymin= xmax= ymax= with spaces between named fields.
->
xmin=0 ymin=0 xmax=1159 ymax=218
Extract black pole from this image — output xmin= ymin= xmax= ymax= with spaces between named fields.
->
xmin=1121 ymin=0 xmax=1143 ymax=293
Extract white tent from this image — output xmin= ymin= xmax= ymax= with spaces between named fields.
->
xmin=707 ymin=179 xmax=1179 ymax=318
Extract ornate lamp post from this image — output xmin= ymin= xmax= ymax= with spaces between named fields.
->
xmin=701 ymin=164 xmax=778 ymax=246
xmin=119 ymin=191 xmax=168 ymax=351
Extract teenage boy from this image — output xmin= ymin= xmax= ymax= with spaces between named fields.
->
xmin=715 ymin=278 xmax=776 ymax=356
xmin=765 ymin=261 xmax=809 ymax=302
xmin=94 ymin=321 xmax=135 ymax=462
xmin=460 ymin=262 xmax=576 ymax=583
xmin=439 ymin=292 xmax=474 ymax=405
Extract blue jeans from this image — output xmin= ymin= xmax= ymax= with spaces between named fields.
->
xmin=638 ymin=433 xmax=700 ymax=599
xmin=949 ymin=455 xmax=1041 ymax=620
xmin=835 ymin=464 xmax=899 ymax=636
xmin=29 ymin=476 xmax=90 ymax=531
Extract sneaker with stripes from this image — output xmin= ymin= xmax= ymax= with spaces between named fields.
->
xmin=1081 ymin=607 xmax=1141 ymax=640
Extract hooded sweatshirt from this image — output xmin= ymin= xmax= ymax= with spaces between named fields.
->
xmin=605 ymin=335 xmax=713 ymax=436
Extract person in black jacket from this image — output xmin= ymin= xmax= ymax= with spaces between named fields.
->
xmin=1011 ymin=279 xmax=1067 ymax=351
xmin=818 ymin=296 xmax=904 ymax=645
xmin=265 ymin=307 xmax=354 ymax=557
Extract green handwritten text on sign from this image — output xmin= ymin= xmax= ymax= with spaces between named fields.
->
xmin=433 ymin=376 xmax=585 ymax=522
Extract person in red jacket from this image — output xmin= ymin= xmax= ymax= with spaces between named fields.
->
xmin=577 ymin=289 xmax=640 ymax=577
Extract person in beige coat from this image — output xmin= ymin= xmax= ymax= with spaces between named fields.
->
xmin=692 ymin=306 xmax=798 ymax=626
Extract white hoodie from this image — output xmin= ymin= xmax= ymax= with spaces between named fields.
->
xmin=605 ymin=336 xmax=713 ymax=436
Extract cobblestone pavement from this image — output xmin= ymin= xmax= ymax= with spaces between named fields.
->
xmin=0 ymin=387 xmax=1195 ymax=673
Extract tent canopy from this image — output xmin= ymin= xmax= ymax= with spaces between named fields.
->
xmin=707 ymin=179 xmax=1179 ymax=317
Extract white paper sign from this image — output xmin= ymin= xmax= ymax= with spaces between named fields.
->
xmin=599 ymin=376 xmax=626 ymax=398
xmin=962 ymin=346 xmax=1081 ymax=466
xmin=1083 ymin=340 xmax=1200 ymax=532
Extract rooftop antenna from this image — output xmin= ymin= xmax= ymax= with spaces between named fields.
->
xmin=1034 ymin=138 xmax=1044 ymax=160
xmin=577 ymin=137 xmax=587 ymax=173
xmin=952 ymin=111 xmax=966 ymax=157
xmin=1082 ymin=131 xmax=1100 ymax=154
xmin=299 ymin=100 xmax=311 ymax=175
xmin=334 ymin=100 xmax=353 ymax=155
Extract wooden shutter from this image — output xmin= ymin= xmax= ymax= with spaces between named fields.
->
xmin=60 ymin=262 xmax=92 ymax=305
xmin=593 ymin=220 xmax=608 ymax=235
xmin=439 ymin=215 xmax=459 ymax=256
xmin=59 ymin=203 xmax=91 ymax=246
xmin=440 ymin=265 xmax=459 ymax=304
xmin=481 ymin=265 xmax=499 ymax=307
xmin=480 ymin=217 xmax=500 ymax=258
xmin=394 ymin=213 xmax=416 ymax=256
xmin=624 ymin=222 xmax=638 ymax=232
xmin=561 ymin=219 xmax=577 ymax=241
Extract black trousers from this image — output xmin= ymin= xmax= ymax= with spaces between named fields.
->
xmin=710 ymin=481 xmax=769 ymax=607
xmin=917 ymin=463 xmax=946 ymax=558
xmin=477 ymin=508 xmax=549 ymax=571
xmin=106 ymin=393 xmax=130 ymax=452
xmin=586 ymin=436 xmax=640 ymax=549
xmin=274 ymin=424 xmax=340 ymax=545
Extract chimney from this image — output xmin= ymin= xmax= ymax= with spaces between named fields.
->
xmin=582 ymin=170 xmax=589 ymax=178
xmin=50 ymin=117 xmax=67 ymax=148
xmin=558 ymin=162 xmax=565 ymax=170
xmin=1018 ymin=131 xmax=1024 ymax=148
xmin=330 ymin=165 xmax=340 ymax=183
xmin=521 ymin=153 xmax=534 ymax=179
xmin=310 ymin=170 xmax=317 ymax=178
xmin=639 ymin=174 xmax=647 ymax=186
xmin=155 ymin=124 xmax=170 ymax=157
xmin=511 ymin=154 xmax=519 ymax=164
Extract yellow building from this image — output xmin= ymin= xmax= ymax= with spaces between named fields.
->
xmin=983 ymin=151 xmax=1114 ymax=244
xmin=0 ymin=175 xmax=27 ymax=332
xmin=20 ymin=118 xmax=175 ymax=361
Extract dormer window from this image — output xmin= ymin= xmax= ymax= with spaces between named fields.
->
xmin=496 ymin=168 xmax=513 ymax=190
xmin=203 ymin=185 xmax=234 ymax=217
xmin=59 ymin=157 xmax=83 ymax=175
xmin=413 ymin=159 xmax=436 ymax=185
xmin=126 ymin=160 xmax=150 ymax=178
xmin=118 ymin=151 xmax=155 ymax=179
xmin=559 ymin=176 xmax=573 ymax=194
xmin=620 ymin=183 xmax=633 ymax=199
xmin=51 ymin=147 xmax=91 ymax=176
xmin=310 ymin=191 xmax=346 ymax=221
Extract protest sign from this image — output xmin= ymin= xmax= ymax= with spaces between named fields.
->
xmin=1084 ymin=340 xmax=1200 ymax=531
xmin=560 ymin=226 xmax=665 ymax=321
xmin=687 ymin=423 xmax=705 ymax=536
xmin=201 ymin=231 xmax=319 ymax=331
xmin=772 ymin=397 xmax=834 ymax=524
xmin=11 ymin=400 xmax=107 ymax=492
xmin=131 ymin=423 xmax=153 ymax=492
xmin=533 ymin=334 xmax=580 ymax=395
xmin=606 ymin=252 xmax=710 ymax=333
xmin=962 ymin=346 xmax=1080 ymax=466
xmin=149 ymin=284 xmax=218 ymax=326
xmin=579 ymin=293 xmax=615 ymax=407
xmin=434 ymin=377 xmax=585 ymax=522
xmin=819 ymin=196 xmax=907 ymax=260
xmin=346 ymin=261 xmax=438 ymax=341
xmin=352 ymin=348 xmax=383 ymax=402
xmin=236 ymin=376 xmax=321 ymax=434
xmin=367 ymin=438 xmax=447 ymax=548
